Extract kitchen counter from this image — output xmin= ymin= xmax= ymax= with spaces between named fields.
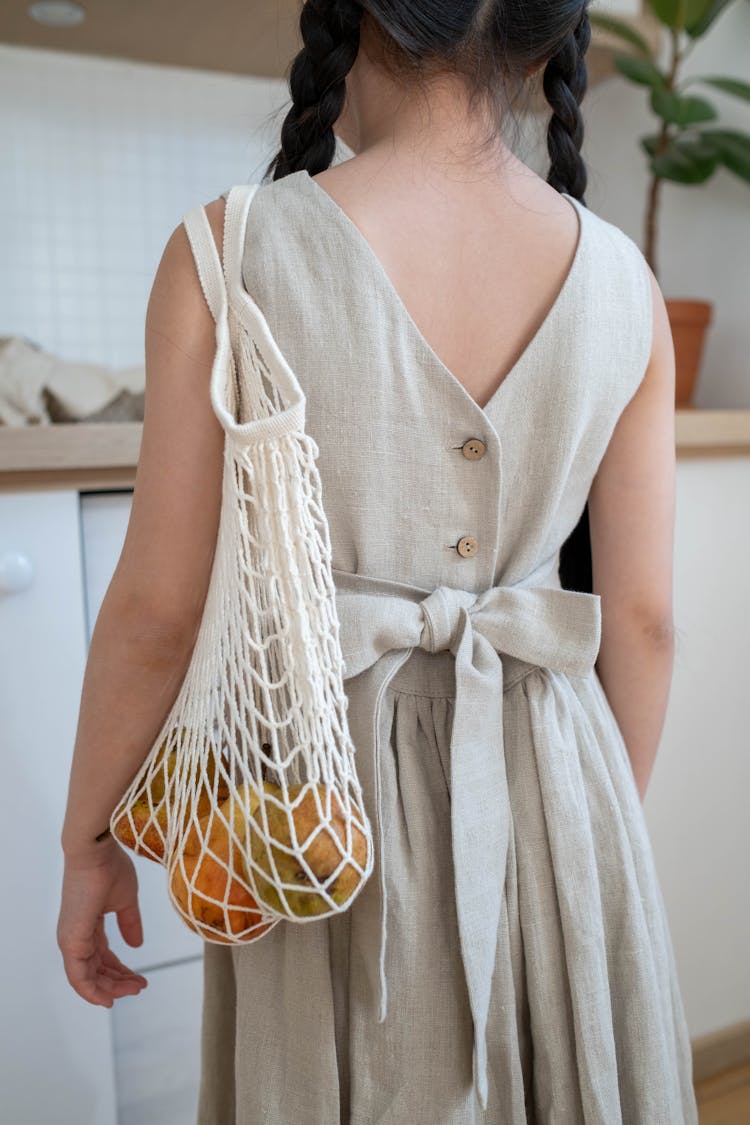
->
xmin=1 ymin=410 xmax=750 ymax=492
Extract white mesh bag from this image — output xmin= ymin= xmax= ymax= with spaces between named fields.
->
xmin=109 ymin=183 xmax=374 ymax=945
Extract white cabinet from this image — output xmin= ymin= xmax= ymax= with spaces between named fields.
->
xmin=0 ymin=488 xmax=205 ymax=1125
xmin=644 ymin=458 xmax=750 ymax=1038
xmin=0 ymin=490 xmax=117 ymax=1125
xmin=113 ymin=957 xmax=204 ymax=1125
xmin=80 ymin=490 xmax=205 ymax=1124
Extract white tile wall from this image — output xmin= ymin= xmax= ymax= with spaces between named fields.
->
xmin=591 ymin=0 xmax=642 ymax=14
xmin=1 ymin=43 xmax=288 ymax=370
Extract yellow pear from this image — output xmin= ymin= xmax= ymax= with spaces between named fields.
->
xmin=249 ymin=781 xmax=369 ymax=918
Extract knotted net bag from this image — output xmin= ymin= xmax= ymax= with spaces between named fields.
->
xmin=109 ymin=183 xmax=374 ymax=944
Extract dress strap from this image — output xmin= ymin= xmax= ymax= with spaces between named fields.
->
xmin=181 ymin=183 xmax=261 ymax=323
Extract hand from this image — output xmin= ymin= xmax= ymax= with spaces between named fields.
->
xmin=57 ymin=839 xmax=149 ymax=1008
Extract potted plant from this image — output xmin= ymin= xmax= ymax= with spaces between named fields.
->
xmin=589 ymin=0 xmax=750 ymax=405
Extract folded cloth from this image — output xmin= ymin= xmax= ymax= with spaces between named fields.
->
xmin=0 ymin=335 xmax=145 ymax=425
xmin=41 ymin=385 xmax=144 ymax=424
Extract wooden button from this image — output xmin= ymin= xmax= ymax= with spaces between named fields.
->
xmin=461 ymin=438 xmax=486 ymax=461
xmin=456 ymin=535 xmax=478 ymax=558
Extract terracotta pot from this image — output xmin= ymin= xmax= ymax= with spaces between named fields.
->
xmin=665 ymin=298 xmax=713 ymax=408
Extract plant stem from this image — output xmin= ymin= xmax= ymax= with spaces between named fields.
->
xmin=645 ymin=171 xmax=662 ymax=275
xmin=644 ymin=25 xmax=683 ymax=278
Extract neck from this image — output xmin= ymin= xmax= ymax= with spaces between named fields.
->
xmin=332 ymin=22 xmax=518 ymax=184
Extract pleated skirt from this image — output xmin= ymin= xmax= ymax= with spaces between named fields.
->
xmin=196 ymin=648 xmax=698 ymax=1125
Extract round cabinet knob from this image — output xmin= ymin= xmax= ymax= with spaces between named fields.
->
xmin=0 ymin=550 xmax=34 ymax=595
xmin=461 ymin=438 xmax=486 ymax=461
xmin=456 ymin=535 xmax=478 ymax=558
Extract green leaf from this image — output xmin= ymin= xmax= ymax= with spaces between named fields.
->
xmin=650 ymin=87 xmax=718 ymax=125
xmin=587 ymin=12 xmax=653 ymax=56
xmin=685 ymin=0 xmax=735 ymax=38
xmin=688 ymin=76 xmax=750 ymax=103
xmin=649 ymin=0 xmax=679 ymax=27
xmin=677 ymin=133 xmax=726 ymax=160
xmin=650 ymin=136 xmax=720 ymax=182
xmin=649 ymin=0 xmax=711 ymax=29
xmin=614 ymin=55 xmax=666 ymax=89
xmin=699 ymin=129 xmax=750 ymax=181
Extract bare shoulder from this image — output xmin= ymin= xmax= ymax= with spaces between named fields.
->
xmin=154 ymin=195 xmax=226 ymax=283
xmin=145 ymin=196 xmax=227 ymax=366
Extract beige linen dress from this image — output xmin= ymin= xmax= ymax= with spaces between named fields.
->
xmin=196 ymin=167 xmax=699 ymax=1124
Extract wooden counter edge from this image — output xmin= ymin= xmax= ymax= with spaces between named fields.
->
xmin=1 ymin=411 xmax=749 ymax=492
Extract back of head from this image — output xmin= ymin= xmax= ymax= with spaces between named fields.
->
xmin=264 ymin=0 xmax=592 ymax=204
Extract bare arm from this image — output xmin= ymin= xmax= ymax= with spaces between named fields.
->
xmin=588 ymin=264 xmax=676 ymax=802
xmin=60 ymin=197 xmax=228 ymax=860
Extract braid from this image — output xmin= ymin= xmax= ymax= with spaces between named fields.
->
xmin=547 ymin=2 xmax=592 ymax=594
xmin=265 ymin=0 xmax=362 ymax=182
xmin=542 ymin=3 xmax=591 ymax=204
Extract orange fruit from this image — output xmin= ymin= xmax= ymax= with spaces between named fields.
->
xmin=169 ymin=787 xmax=274 ymax=942
xmin=113 ymin=728 xmax=230 ymax=863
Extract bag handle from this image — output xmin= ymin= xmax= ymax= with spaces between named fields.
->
xmin=181 ymin=183 xmax=260 ymax=323
xmin=181 ymin=182 xmax=308 ymax=442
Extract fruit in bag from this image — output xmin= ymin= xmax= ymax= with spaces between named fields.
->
xmin=249 ymin=780 xmax=369 ymax=918
xmin=169 ymin=785 xmax=275 ymax=943
xmin=113 ymin=727 xmax=230 ymax=863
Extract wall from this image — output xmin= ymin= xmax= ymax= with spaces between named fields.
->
xmin=0 ymin=43 xmax=287 ymax=370
xmin=573 ymin=2 xmax=750 ymax=408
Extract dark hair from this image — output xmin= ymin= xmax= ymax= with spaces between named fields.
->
xmin=264 ymin=0 xmax=591 ymax=204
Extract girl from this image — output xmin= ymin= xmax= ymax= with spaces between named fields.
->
xmin=59 ymin=2 xmax=698 ymax=1121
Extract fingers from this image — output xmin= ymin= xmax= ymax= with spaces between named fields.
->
xmin=63 ymin=955 xmax=146 ymax=1005
xmin=101 ymin=946 xmax=148 ymax=988
xmin=59 ymin=917 xmax=148 ymax=1006
xmin=96 ymin=971 xmax=147 ymax=999
xmin=59 ymin=919 xmax=108 ymax=1005
xmin=63 ymin=953 xmax=116 ymax=1008
xmin=117 ymin=903 xmax=144 ymax=948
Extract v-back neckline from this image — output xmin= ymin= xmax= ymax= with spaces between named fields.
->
xmin=290 ymin=167 xmax=586 ymax=420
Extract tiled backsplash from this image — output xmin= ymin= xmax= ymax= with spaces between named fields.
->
xmin=1 ymin=43 xmax=288 ymax=370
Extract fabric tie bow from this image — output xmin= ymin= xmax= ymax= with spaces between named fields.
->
xmin=331 ymin=566 xmax=602 ymax=1111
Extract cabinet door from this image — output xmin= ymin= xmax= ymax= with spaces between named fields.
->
xmin=0 ymin=490 xmax=117 ymax=1124
xmin=113 ymin=957 xmax=204 ymax=1125
xmin=80 ymin=490 xmax=207 ymax=1125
